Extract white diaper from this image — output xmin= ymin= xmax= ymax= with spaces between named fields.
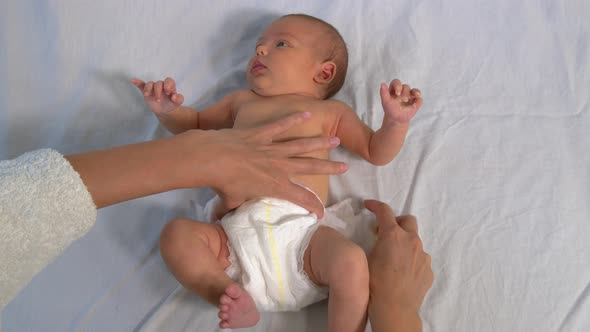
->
xmin=204 ymin=196 xmax=377 ymax=312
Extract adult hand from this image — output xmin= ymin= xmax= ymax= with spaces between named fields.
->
xmin=198 ymin=112 xmax=347 ymax=218
xmin=363 ymin=199 xmax=433 ymax=332
xmin=67 ymin=112 xmax=346 ymax=217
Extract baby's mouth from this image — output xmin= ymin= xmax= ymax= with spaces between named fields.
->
xmin=251 ymin=60 xmax=267 ymax=73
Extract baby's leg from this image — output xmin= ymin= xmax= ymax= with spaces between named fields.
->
xmin=304 ymin=226 xmax=369 ymax=332
xmin=159 ymin=218 xmax=260 ymax=328
xmin=160 ymin=218 xmax=233 ymax=303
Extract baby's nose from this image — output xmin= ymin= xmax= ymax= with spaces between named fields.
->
xmin=256 ymin=45 xmax=268 ymax=56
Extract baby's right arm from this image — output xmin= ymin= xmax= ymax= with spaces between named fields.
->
xmin=132 ymin=77 xmax=236 ymax=134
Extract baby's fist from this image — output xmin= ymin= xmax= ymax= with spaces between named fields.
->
xmin=131 ymin=77 xmax=185 ymax=115
xmin=380 ymin=79 xmax=422 ymax=124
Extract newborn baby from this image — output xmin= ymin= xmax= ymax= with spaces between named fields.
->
xmin=132 ymin=13 xmax=422 ymax=331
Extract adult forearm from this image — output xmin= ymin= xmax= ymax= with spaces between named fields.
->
xmin=66 ymin=112 xmax=346 ymax=214
xmin=65 ymin=131 xmax=212 ymax=208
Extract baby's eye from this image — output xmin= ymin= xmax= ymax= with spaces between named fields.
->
xmin=276 ymin=41 xmax=289 ymax=47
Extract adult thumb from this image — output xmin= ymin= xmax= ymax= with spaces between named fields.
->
xmin=364 ymin=199 xmax=399 ymax=232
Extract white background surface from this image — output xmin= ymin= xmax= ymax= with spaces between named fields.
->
xmin=1 ymin=0 xmax=589 ymax=331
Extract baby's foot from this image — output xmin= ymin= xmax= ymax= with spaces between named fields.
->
xmin=218 ymin=283 xmax=260 ymax=329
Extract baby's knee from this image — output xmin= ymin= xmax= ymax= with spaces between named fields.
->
xmin=329 ymin=244 xmax=369 ymax=290
xmin=159 ymin=218 xmax=190 ymax=252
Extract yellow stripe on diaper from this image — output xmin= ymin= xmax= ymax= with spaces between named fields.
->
xmin=265 ymin=200 xmax=285 ymax=310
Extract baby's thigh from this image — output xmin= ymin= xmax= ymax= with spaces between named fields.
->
xmin=303 ymin=225 xmax=369 ymax=287
xmin=160 ymin=218 xmax=231 ymax=269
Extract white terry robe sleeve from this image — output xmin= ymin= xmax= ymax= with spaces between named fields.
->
xmin=0 ymin=149 xmax=97 ymax=309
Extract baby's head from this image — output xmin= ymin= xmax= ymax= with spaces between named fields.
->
xmin=247 ymin=14 xmax=348 ymax=99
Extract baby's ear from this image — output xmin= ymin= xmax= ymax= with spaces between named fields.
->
xmin=314 ymin=61 xmax=337 ymax=85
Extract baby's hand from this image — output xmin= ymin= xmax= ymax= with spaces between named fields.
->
xmin=380 ymin=79 xmax=422 ymax=124
xmin=131 ymin=77 xmax=185 ymax=115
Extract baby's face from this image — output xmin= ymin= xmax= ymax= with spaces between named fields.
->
xmin=247 ymin=17 xmax=325 ymax=97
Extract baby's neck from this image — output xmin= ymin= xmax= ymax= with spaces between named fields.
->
xmin=250 ymin=89 xmax=324 ymax=100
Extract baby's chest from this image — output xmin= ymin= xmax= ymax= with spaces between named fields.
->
xmin=233 ymin=99 xmax=335 ymax=139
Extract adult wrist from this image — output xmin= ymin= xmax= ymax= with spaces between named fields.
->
xmin=369 ymin=297 xmax=422 ymax=332
xmin=165 ymin=129 xmax=220 ymax=190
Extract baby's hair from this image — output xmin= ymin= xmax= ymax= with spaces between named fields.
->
xmin=281 ymin=14 xmax=348 ymax=99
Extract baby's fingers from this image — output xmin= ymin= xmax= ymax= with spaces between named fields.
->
xmin=170 ymin=93 xmax=184 ymax=105
xmin=401 ymin=84 xmax=411 ymax=102
xmin=411 ymin=96 xmax=424 ymax=110
xmin=408 ymin=89 xmax=423 ymax=108
xmin=144 ymin=81 xmax=154 ymax=97
xmin=164 ymin=77 xmax=176 ymax=95
xmin=131 ymin=78 xmax=146 ymax=91
xmin=389 ymin=79 xmax=402 ymax=96
xmin=380 ymin=83 xmax=392 ymax=103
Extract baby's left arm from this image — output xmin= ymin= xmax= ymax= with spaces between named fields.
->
xmin=335 ymin=79 xmax=422 ymax=166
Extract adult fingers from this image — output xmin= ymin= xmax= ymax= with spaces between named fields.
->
xmin=396 ymin=215 xmax=419 ymax=234
xmin=411 ymin=88 xmax=422 ymax=98
xmin=276 ymin=182 xmax=325 ymax=218
xmin=424 ymin=254 xmax=435 ymax=286
xmin=267 ymin=136 xmax=341 ymax=157
xmin=424 ymin=253 xmax=432 ymax=271
xmin=282 ymin=157 xmax=348 ymax=176
xmin=418 ymin=252 xmax=434 ymax=289
xmin=254 ymin=112 xmax=311 ymax=140
xmin=364 ymin=199 xmax=399 ymax=232
xmin=217 ymin=195 xmax=243 ymax=212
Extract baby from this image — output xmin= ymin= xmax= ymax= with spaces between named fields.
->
xmin=132 ymin=14 xmax=422 ymax=331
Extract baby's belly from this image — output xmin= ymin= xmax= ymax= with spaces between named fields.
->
xmin=288 ymin=149 xmax=330 ymax=206
xmin=291 ymin=174 xmax=329 ymax=207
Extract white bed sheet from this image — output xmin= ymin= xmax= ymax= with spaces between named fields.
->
xmin=2 ymin=0 xmax=590 ymax=331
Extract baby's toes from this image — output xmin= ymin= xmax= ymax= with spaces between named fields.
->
xmin=218 ymin=311 xmax=229 ymax=320
xmin=225 ymin=283 xmax=242 ymax=299
xmin=220 ymin=294 xmax=232 ymax=305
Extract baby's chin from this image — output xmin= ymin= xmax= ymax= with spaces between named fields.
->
xmin=247 ymin=82 xmax=278 ymax=97
xmin=247 ymin=78 xmax=316 ymax=98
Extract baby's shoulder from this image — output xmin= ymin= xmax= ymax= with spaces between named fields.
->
xmin=317 ymin=98 xmax=353 ymax=115
xmin=225 ymin=89 xmax=257 ymax=103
